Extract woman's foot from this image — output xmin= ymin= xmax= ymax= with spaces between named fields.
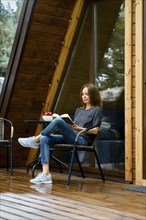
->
xmin=30 ymin=173 xmax=52 ymax=184
xmin=18 ymin=136 xmax=40 ymax=148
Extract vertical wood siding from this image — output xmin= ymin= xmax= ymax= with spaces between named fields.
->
xmin=0 ymin=0 xmax=75 ymax=167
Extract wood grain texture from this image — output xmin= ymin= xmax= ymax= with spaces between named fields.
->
xmin=0 ymin=168 xmax=145 ymax=220
xmin=0 ymin=0 xmax=75 ymax=167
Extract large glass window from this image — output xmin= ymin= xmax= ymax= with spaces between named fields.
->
xmin=54 ymin=0 xmax=125 ymax=173
xmin=96 ymin=1 xmax=125 ymax=171
xmin=0 ymin=0 xmax=23 ymax=94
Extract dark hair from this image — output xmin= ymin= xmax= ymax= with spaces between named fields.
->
xmin=80 ymin=83 xmax=102 ymax=109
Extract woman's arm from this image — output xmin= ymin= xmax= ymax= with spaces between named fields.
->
xmin=86 ymin=126 xmax=99 ymax=134
xmin=70 ymin=124 xmax=99 ymax=135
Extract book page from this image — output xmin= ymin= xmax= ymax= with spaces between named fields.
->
xmin=61 ymin=115 xmax=75 ymax=125
xmin=52 ymin=113 xmax=75 ymax=125
xmin=52 ymin=113 xmax=60 ymax=118
xmin=60 ymin=113 xmax=70 ymax=118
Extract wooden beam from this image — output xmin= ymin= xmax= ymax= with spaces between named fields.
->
xmin=135 ymin=0 xmax=144 ymax=185
xmin=26 ymin=0 xmax=85 ymax=165
xmin=125 ymin=0 xmax=133 ymax=182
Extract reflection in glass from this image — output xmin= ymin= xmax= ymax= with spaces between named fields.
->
xmin=54 ymin=5 xmax=92 ymax=114
xmin=96 ymin=1 xmax=125 ymax=171
xmin=96 ymin=2 xmax=124 ymax=100
xmin=0 ymin=0 xmax=23 ymax=94
xmin=47 ymin=0 xmax=125 ymax=172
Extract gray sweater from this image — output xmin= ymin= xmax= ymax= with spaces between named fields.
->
xmin=74 ymin=107 xmax=103 ymax=144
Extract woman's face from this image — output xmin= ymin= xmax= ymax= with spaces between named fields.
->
xmin=82 ymin=87 xmax=91 ymax=105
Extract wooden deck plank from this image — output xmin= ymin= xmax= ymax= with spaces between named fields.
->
xmin=0 ymin=210 xmax=26 ymax=220
xmin=0 ymin=168 xmax=145 ymax=220
xmin=1 ymin=194 xmax=92 ymax=220
xmin=1 ymin=192 xmax=144 ymax=220
xmin=1 ymin=203 xmax=49 ymax=220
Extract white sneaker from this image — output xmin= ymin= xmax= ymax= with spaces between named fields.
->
xmin=18 ymin=136 xmax=39 ymax=149
xmin=30 ymin=173 xmax=52 ymax=184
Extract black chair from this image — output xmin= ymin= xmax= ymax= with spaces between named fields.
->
xmin=26 ymin=123 xmax=105 ymax=184
xmin=51 ymin=126 xmax=105 ymax=185
xmin=0 ymin=118 xmax=14 ymax=175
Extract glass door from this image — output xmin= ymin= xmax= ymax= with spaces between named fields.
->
xmin=96 ymin=1 xmax=125 ymax=172
xmin=54 ymin=0 xmax=125 ymax=174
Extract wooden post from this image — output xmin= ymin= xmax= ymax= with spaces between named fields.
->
xmin=125 ymin=0 xmax=133 ymax=182
xmin=26 ymin=0 xmax=85 ymax=165
xmin=135 ymin=0 xmax=144 ymax=185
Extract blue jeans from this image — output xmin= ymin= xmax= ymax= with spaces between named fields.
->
xmin=40 ymin=117 xmax=88 ymax=164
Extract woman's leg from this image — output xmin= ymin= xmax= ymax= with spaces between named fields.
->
xmin=28 ymin=117 xmax=77 ymax=143
xmin=40 ymin=134 xmax=65 ymax=175
xmin=40 ymin=134 xmax=65 ymax=168
xmin=18 ymin=117 xmax=76 ymax=148
xmin=40 ymin=118 xmax=89 ymax=171
xmin=34 ymin=134 xmax=41 ymax=143
xmin=40 ymin=125 xmax=89 ymax=176
xmin=41 ymin=117 xmax=77 ymax=144
xmin=30 ymin=134 xmax=65 ymax=184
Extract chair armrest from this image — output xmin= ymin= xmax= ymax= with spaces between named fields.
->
xmin=3 ymin=118 xmax=14 ymax=139
xmin=75 ymin=129 xmax=87 ymax=142
xmin=11 ymin=126 xmax=14 ymax=138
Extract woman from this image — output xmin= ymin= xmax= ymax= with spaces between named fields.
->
xmin=18 ymin=83 xmax=103 ymax=184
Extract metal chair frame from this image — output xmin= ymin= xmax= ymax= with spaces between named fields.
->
xmin=0 ymin=118 xmax=14 ymax=175
xmin=26 ymin=122 xmax=105 ymax=185
xmin=52 ymin=126 xmax=105 ymax=185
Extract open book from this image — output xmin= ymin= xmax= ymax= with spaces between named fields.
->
xmin=52 ymin=113 xmax=75 ymax=125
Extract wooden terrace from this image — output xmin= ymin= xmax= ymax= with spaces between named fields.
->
xmin=0 ymin=168 xmax=145 ymax=220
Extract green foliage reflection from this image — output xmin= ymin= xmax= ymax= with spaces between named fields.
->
xmin=0 ymin=0 xmax=23 ymax=77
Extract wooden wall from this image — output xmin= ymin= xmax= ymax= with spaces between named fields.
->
xmin=132 ymin=0 xmax=136 ymax=182
xmin=1 ymin=0 xmax=144 ymax=185
xmin=0 ymin=0 xmax=75 ymax=167
xmin=135 ymin=0 xmax=144 ymax=185
xmin=125 ymin=0 xmax=145 ymax=185
xmin=125 ymin=0 xmax=136 ymax=183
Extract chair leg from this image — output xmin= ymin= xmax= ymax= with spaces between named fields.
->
xmin=10 ymin=145 xmax=13 ymax=176
xmin=26 ymin=156 xmax=40 ymax=174
xmin=32 ymin=158 xmax=41 ymax=177
xmin=94 ymin=149 xmax=105 ymax=182
xmin=67 ymin=146 xmax=77 ymax=185
xmin=75 ymin=151 xmax=85 ymax=178
xmin=6 ymin=148 xmax=9 ymax=171
xmin=6 ymin=146 xmax=13 ymax=176
xmin=50 ymin=154 xmax=68 ymax=173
